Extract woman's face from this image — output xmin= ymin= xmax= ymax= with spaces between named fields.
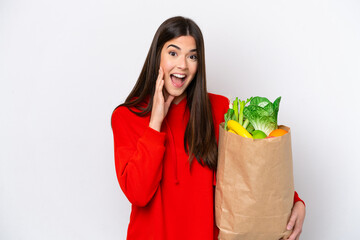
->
xmin=160 ymin=35 xmax=198 ymax=104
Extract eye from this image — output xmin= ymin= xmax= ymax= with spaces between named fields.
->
xmin=189 ymin=54 xmax=198 ymax=61
xmin=169 ymin=51 xmax=177 ymax=57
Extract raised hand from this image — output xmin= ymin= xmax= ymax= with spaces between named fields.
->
xmin=149 ymin=67 xmax=175 ymax=132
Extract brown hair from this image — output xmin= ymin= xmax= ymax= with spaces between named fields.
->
xmin=113 ymin=16 xmax=217 ymax=170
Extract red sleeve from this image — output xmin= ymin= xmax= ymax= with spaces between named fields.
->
xmin=111 ymin=107 xmax=166 ymax=207
xmin=294 ymin=191 xmax=305 ymax=206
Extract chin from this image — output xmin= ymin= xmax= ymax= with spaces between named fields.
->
xmin=169 ymin=90 xmax=184 ymax=97
xmin=164 ymin=85 xmax=185 ymax=97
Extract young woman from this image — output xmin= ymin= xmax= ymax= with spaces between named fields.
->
xmin=111 ymin=16 xmax=305 ymax=240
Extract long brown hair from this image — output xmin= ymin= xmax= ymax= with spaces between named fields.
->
xmin=113 ymin=16 xmax=218 ymax=170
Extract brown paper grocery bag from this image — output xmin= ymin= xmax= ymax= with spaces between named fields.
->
xmin=215 ymin=123 xmax=294 ymax=240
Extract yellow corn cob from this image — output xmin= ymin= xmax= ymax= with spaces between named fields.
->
xmin=227 ymin=120 xmax=253 ymax=139
xmin=228 ymin=129 xmax=237 ymax=134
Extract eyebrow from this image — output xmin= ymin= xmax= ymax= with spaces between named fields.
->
xmin=167 ymin=44 xmax=197 ymax=52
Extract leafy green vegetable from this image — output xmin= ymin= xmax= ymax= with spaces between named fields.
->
xmin=224 ymin=109 xmax=234 ymax=130
xmin=243 ymin=96 xmax=281 ymax=136
xmin=246 ymin=123 xmax=255 ymax=134
xmin=224 ymin=96 xmax=281 ymax=135
xmin=239 ymin=97 xmax=252 ymax=126
xmin=243 ymin=118 xmax=250 ymax=129
xmin=233 ymin=98 xmax=239 ymax=122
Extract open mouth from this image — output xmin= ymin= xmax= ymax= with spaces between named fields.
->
xmin=170 ymin=73 xmax=187 ymax=88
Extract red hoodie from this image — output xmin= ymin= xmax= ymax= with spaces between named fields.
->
xmin=111 ymin=93 xmax=304 ymax=240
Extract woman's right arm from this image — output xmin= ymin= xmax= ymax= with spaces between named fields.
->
xmin=112 ymin=67 xmax=174 ymax=207
xmin=111 ymin=108 xmax=166 ymax=207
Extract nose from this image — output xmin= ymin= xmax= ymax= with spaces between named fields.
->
xmin=176 ymin=55 xmax=187 ymax=69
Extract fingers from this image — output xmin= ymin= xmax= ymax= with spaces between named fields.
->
xmin=287 ymin=212 xmax=297 ymax=231
xmin=150 ymin=67 xmax=167 ymax=132
xmin=153 ymin=66 xmax=174 ymax=113
xmin=286 ymin=213 xmax=303 ymax=240
xmin=287 ymin=224 xmax=302 ymax=240
xmin=156 ymin=67 xmax=164 ymax=91
xmin=158 ymin=78 xmax=165 ymax=95
xmin=285 ymin=209 xmax=297 ymax=240
xmin=284 ymin=202 xmax=305 ymax=240
xmin=153 ymin=67 xmax=165 ymax=107
xmin=164 ymin=95 xmax=175 ymax=112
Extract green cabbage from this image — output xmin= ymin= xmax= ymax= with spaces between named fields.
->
xmin=243 ymin=96 xmax=281 ymax=136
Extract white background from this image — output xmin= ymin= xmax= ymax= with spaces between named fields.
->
xmin=1 ymin=0 xmax=359 ymax=239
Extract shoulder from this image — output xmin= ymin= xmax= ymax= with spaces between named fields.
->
xmin=111 ymin=104 xmax=150 ymax=132
xmin=207 ymin=92 xmax=229 ymax=124
xmin=111 ymin=105 xmax=152 ymax=146
xmin=111 ymin=105 xmax=132 ymax=123
xmin=111 ymin=96 xmax=151 ymax=125
xmin=208 ymin=92 xmax=229 ymax=105
xmin=111 ymin=106 xmax=132 ymax=130
xmin=208 ymin=93 xmax=229 ymax=114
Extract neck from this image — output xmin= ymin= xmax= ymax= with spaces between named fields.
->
xmin=173 ymin=94 xmax=186 ymax=105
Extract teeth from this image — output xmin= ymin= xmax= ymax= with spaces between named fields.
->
xmin=172 ymin=73 xmax=186 ymax=79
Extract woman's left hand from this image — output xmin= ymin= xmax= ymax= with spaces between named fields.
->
xmin=285 ymin=201 xmax=306 ymax=240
